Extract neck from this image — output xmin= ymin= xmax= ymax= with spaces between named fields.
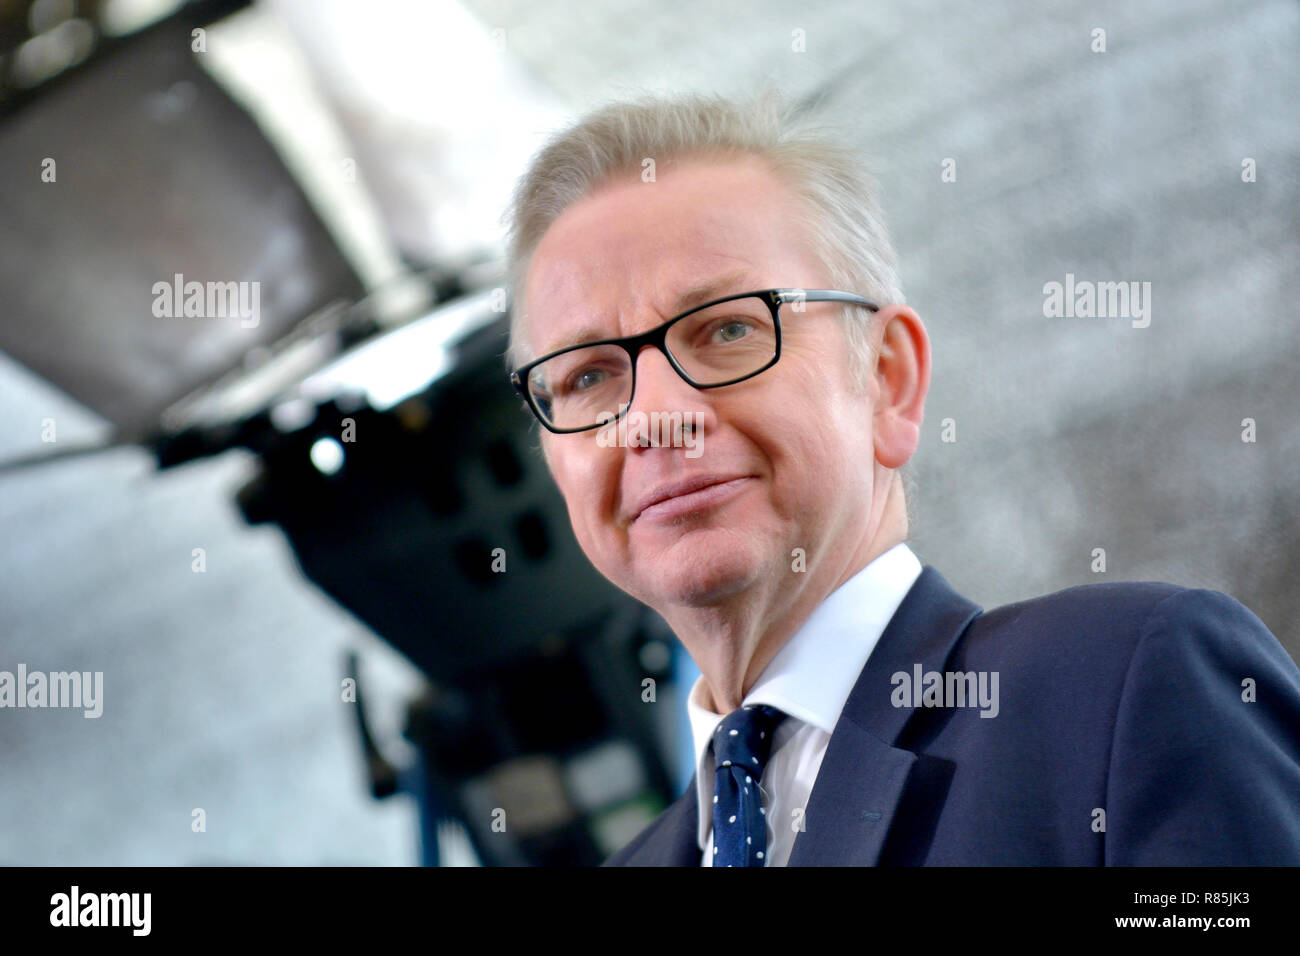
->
xmin=668 ymin=476 xmax=908 ymax=714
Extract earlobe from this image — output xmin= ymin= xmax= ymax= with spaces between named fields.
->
xmin=872 ymin=305 xmax=931 ymax=470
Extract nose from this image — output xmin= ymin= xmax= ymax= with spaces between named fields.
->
xmin=623 ymin=344 xmax=714 ymax=447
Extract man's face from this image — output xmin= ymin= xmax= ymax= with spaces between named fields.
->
xmin=523 ymin=155 xmax=885 ymax=612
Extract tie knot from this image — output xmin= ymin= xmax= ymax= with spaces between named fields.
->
xmin=713 ymin=704 xmax=786 ymax=775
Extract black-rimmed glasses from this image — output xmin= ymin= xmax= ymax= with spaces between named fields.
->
xmin=510 ymin=288 xmax=879 ymax=433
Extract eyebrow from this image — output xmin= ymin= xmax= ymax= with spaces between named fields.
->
xmin=537 ymin=270 xmax=753 ymax=357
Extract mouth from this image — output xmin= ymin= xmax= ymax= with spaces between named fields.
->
xmin=631 ymin=475 xmax=755 ymax=524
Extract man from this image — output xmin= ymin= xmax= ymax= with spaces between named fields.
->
xmin=503 ymin=92 xmax=1300 ymax=865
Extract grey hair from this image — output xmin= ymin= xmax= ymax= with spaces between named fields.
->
xmin=501 ymin=89 xmax=905 ymax=391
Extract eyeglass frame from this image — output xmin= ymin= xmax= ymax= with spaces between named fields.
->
xmin=509 ymin=288 xmax=880 ymax=434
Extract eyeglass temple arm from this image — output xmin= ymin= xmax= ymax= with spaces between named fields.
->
xmin=779 ymin=289 xmax=880 ymax=310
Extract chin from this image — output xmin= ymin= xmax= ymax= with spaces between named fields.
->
xmin=633 ymin=529 xmax=763 ymax=607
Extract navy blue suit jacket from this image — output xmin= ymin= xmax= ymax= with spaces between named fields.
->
xmin=604 ymin=566 xmax=1300 ymax=865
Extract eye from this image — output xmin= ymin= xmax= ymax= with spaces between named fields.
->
xmin=568 ymin=367 xmax=607 ymax=392
xmin=711 ymin=319 xmax=754 ymax=343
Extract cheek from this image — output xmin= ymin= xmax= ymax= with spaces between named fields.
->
xmin=751 ymin=392 xmax=873 ymax=508
xmin=551 ymin=445 xmax=622 ymax=535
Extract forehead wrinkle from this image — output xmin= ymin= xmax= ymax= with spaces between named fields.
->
xmin=525 ymin=165 xmax=792 ymax=359
xmin=532 ymin=261 xmax=764 ymax=358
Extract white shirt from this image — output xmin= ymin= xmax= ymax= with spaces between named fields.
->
xmin=686 ymin=542 xmax=923 ymax=866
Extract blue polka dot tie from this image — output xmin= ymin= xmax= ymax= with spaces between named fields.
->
xmin=711 ymin=704 xmax=787 ymax=867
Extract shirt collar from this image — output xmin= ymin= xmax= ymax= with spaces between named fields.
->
xmin=685 ymin=541 xmax=924 ymax=850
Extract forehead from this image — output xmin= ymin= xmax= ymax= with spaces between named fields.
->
xmin=522 ymin=155 xmax=819 ymax=357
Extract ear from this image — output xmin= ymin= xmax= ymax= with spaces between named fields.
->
xmin=871 ymin=304 xmax=931 ymax=469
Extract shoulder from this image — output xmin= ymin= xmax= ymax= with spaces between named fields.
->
xmin=941 ymin=579 xmax=1296 ymax=733
xmin=1098 ymin=587 xmax=1300 ymax=862
xmin=956 ymin=578 xmax=1281 ymax=671
xmin=915 ymin=573 xmax=1300 ymax=862
xmin=971 ymin=578 xmax=1183 ymax=646
xmin=949 ymin=578 xmax=1184 ymax=685
xmin=1105 ymin=584 xmax=1300 ymax=719
xmin=957 ymin=576 xmax=1300 ymax=771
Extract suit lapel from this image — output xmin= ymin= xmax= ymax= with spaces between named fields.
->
xmin=787 ymin=565 xmax=981 ymax=866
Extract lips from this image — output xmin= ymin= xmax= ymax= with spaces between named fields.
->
xmin=630 ymin=474 xmax=754 ymax=523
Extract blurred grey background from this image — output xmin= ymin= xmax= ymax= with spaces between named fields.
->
xmin=0 ymin=0 xmax=1295 ymax=864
